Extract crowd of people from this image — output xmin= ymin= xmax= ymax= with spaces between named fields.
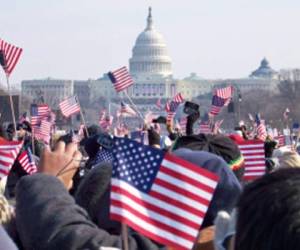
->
xmin=1 ymin=110 xmax=300 ymax=250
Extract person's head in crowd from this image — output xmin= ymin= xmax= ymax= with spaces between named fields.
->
xmin=85 ymin=124 xmax=102 ymax=138
xmin=278 ymin=151 xmax=300 ymax=169
xmin=173 ymin=134 xmax=245 ymax=181
xmin=235 ymin=168 xmax=300 ymax=250
xmin=173 ymin=148 xmax=242 ymax=228
xmin=6 ymin=123 xmax=15 ymax=140
xmin=16 ymin=121 xmax=31 ymax=140
xmin=75 ymin=163 xmax=121 ymax=234
xmin=264 ymin=140 xmax=278 ymax=172
xmin=147 ymin=127 xmax=161 ymax=148
xmin=0 ymin=124 xmax=8 ymax=140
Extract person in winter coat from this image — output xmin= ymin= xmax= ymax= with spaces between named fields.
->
xmin=15 ymin=141 xmax=166 ymax=250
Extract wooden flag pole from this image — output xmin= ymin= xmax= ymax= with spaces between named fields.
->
xmin=76 ymin=97 xmax=89 ymax=137
xmin=5 ymin=74 xmax=17 ymax=135
xmin=124 ymin=91 xmax=144 ymax=121
xmin=121 ymin=223 xmax=129 ymax=250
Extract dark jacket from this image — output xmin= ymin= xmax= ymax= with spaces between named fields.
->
xmin=16 ymin=174 xmax=165 ymax=250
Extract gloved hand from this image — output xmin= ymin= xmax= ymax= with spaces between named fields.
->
xmin=186 ymin=111 xmax=200 ymax=135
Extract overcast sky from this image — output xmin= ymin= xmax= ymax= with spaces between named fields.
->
xmin=1 ymin=0 xmax=300 ymax=85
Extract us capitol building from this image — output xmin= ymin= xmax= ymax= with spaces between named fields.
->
xmin=21 ymin=7 xmax=289 ymax=113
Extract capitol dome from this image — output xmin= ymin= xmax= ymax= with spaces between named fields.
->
xmin=129 ymin=7 xmax=173 ymax=78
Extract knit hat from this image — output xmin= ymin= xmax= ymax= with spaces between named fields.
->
xmin=173 ymin=149 xmax=242 ymax=228
xmin=173 ymin=134 xmax=245 ymax=181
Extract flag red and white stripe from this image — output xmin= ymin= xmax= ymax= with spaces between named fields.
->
xmin=0 ymin=39 xmax=23 ymax=76
xmin=108 ymin=66 xmax=134 ymax=92
xmin=213 ymin=119 xmax=224 ymax=134
xmin=33 ymin=120 xmax=52 ymax=144
xmin=256 ymin=123 xmax=267 ymax=141
xmin=274 ymin=135 xmax=285 ymax=147
xmin=165 ymin=101 xmax=171 ymax=113
xmin=237 ymin=140 xmax=266 ymax=181
xmin=111 ymin=139 xmax=219 ymax=250
xmin=173 ymin=93 xmax=184 ymax=103
xmin=213 ymin=86 xmax=234 ymax=100
xmin=18 ymin=149 xmax=37 ymax=175
xmin=0 ymin=139 xmax=23 ymax=178
xmin=156 ymin=98 xmax=162 ymax=110
xmin=59 ymin=96 xmax=81 ymax=118
xmin=179 ymin=117 xmax=187 ymax=132
xmin=30 ymin=104 xmax=51 ymax=126
xmin=199 ymin=122 xmax=212 ymax=134
xmin=120 ymin=102 xmax=137 ymax=117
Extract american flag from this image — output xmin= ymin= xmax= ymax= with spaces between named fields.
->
xmin=199 ymin=114 xmax=212 ymax=134
xmin=93 ymin=148 xmax=113 ymax=165
xmin=237 ymin=140 xmax=266 ymax=181
xmin=30 ymin=104 xmax=50 ymax=126
xmin=274 ymin=135 xmax=286 ymax=147
xmin=99 ymin=110 xmax=113 ymax=130
xmin=156 ymin=98 xmax=162 ymax=110
xmin=110 ymin=137 xmax=219 ymax=250
xmin=0 ymin=139 xmax=23 ymax=178
xmin=0 ymin=39 xmax=23 ymax=76
xmin=199 ymin=121 xmax=212 ymax=134
xmin=255 ymin=114 xmax=267 ymax=141
xmin=213 ymin=86 xmax=234 ymax=99
xmin=179 ymin=117 xmax=187 ymax=133
xmin=19 ymin=112 xmax=30 ymax=123
xmin=59 ymin=96 xmax=81 ymax=118
xmin=213 ymin=119 xmax=224 ymax=134
xmin=165 ymin=100 xmax=171 ymax=112
xmin=173 ymin=93 xmax=184 ymax=103
xmin=33 ymin=120 xmax=52 ymax=144
xmin=108 ymin=66 xmax=133 ymax=93
xmin=119 ymin=102 xmax=137 ymax=117
xmin=18 ymin=149 xmax=37 ymax=175
xmin=209 ymin=86 xmax=234 ymax=116
xmin=166 ymin=101 xmax=181 ymax=123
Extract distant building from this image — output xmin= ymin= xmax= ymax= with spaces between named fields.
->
xmin=176 ymin=73 xmax=213 ymax=100
xmin=250 ymin=58 xmax=279 ymax=79
xmin=21 ymin=78 xmax=73 ymax=108
xmin=21 ymin=8 xmax=285 ymax=116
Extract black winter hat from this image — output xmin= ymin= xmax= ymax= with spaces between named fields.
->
xmin=173 ymin=134 xmax=245 ymax=181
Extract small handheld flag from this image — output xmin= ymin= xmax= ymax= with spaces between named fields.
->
xmin=0 ymin=39 xmax=23 ymax=76
xmin=0 ymin=139 xmax=23 ymax=178
xmin=108 ymin=66 xmax=134 ymax=93
xmin=59 ymin=96 xmax=81 ymax=118
xmin=18 ymin=149 xmax=37 ymax=175
xmin=110 ymin=137 xmax=219 ymax=250
xmin=209 ymin=86 xmax=234 ymax=116
xmin=237 ymin=140 xmax=266 ymax=181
